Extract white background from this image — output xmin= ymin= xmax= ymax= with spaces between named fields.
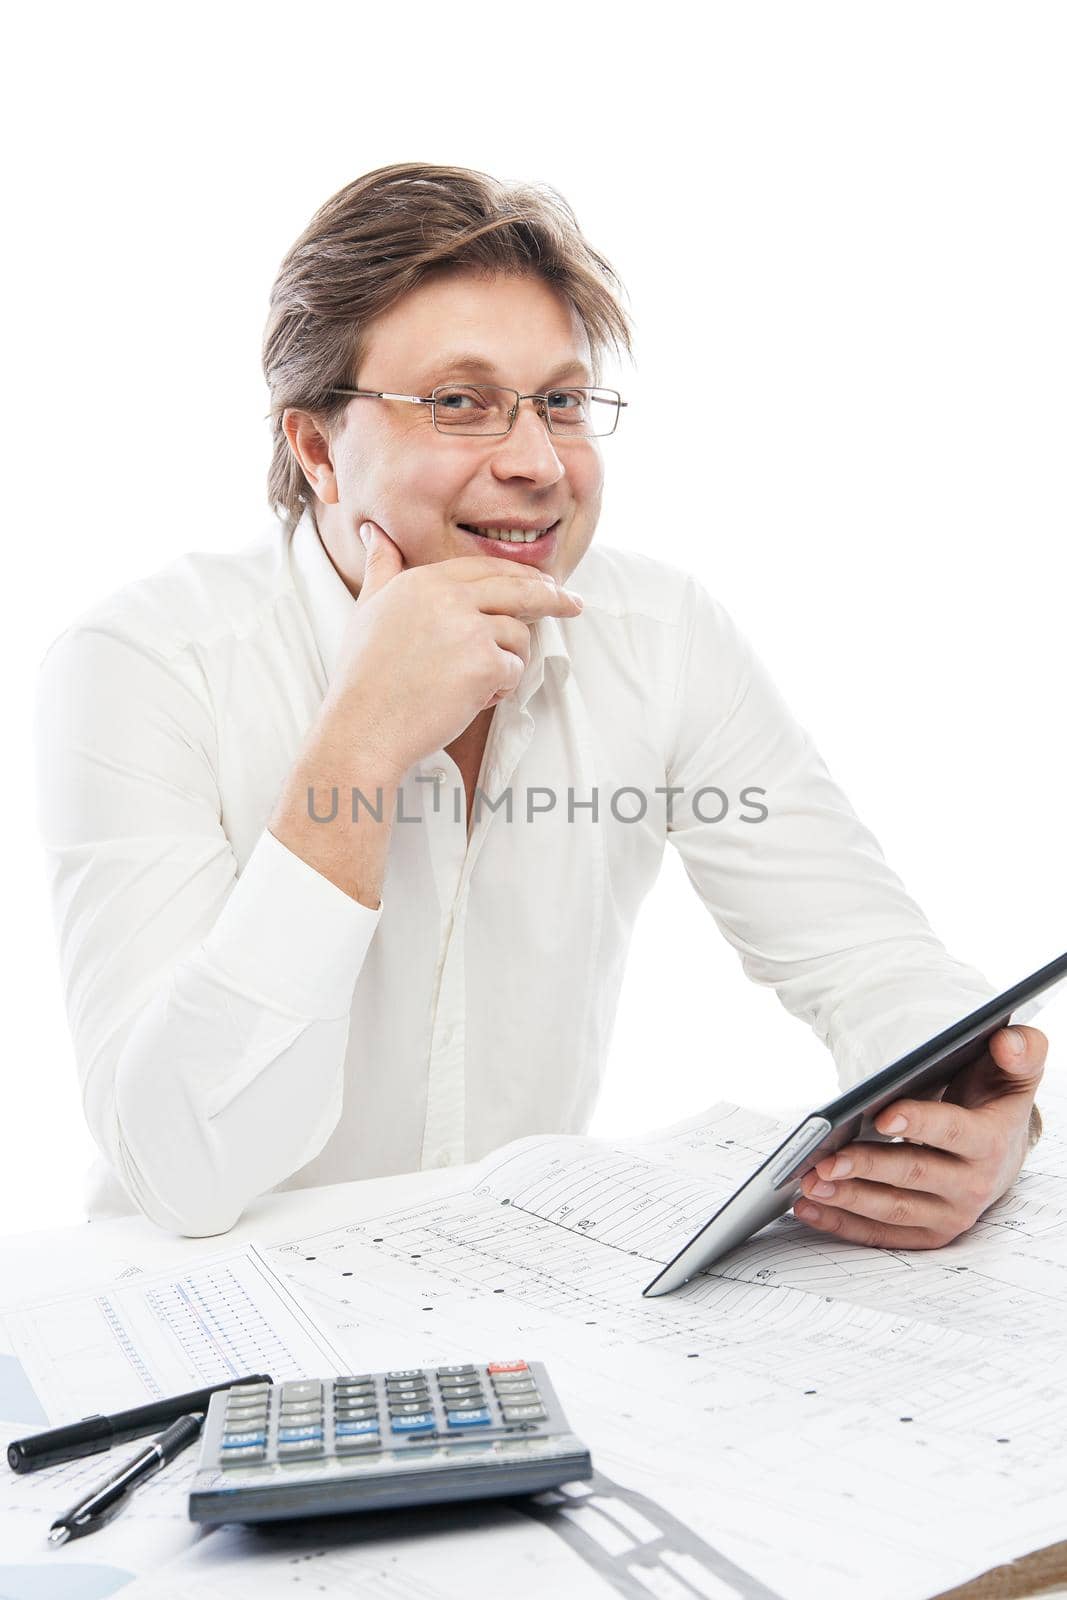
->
xmin=3 ymin=2 xmax=1064 ymax=1236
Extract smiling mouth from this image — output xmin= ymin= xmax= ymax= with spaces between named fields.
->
xmin=457 ymin=520 xmax=560 ymax=544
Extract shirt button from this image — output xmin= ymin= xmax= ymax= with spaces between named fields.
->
xmin=429 ymin=767 xmax=446 ymax=781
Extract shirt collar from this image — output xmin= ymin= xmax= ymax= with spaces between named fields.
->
xmin=287 ymin=505 xmax=572 ymax=710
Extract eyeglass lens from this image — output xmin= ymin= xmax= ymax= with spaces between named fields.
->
xmin=431 ymin=384 xmax=620 ymax=437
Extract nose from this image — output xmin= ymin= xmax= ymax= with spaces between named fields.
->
xmin=489 ymin=396 xmax=566 ymax=485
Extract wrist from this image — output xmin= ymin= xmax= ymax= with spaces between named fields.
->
xmin=306 ymin=696 xmax=410 ymax=790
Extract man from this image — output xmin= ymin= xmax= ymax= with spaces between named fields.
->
xmin=34 ymin=162 xmax=1045 ymax=1238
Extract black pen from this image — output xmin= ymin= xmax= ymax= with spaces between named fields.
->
xmin=8 ymin=1373 xmax=272 ymax=1472
xmin=48 ymin=1412 xmax=205 ymax=1546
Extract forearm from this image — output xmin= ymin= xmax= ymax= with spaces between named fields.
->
xmin=78 ymin=828 xmax=382 ymax=1236
xmin=36 ymin=626 xmax=386 ymax=1236
xmin=268 ymin=701 xmax=404 ymax=909
xmin=106 ymin=977 xmax=352 ymax=1236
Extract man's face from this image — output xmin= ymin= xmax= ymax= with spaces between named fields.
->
xmin=304 ymin=270 xmax=605 ymax=588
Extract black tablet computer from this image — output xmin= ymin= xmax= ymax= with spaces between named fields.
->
xmin=641 ymin=947 xmax=1067 ymax=1298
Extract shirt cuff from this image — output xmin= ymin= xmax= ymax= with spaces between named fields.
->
xmin=198 ymin=827 xmax=383 ymax=1018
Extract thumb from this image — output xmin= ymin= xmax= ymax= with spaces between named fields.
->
xmin=990 ymin=1024 xmax=1047 ymax=1088
xmin=944 ymin=1022 xmax=1047 ymax=1111
xmin=356 ymin=519 xmax=404 ymax=601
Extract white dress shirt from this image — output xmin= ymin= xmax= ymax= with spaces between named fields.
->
xmin=33 ymin=506 xmax=999 ymax=1235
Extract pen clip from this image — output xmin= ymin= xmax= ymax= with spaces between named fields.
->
xmin=76 ymin=1489 xmax=130 ymax=1533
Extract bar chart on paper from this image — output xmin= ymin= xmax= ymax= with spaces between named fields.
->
xmin=2 ymin=1243 xmax=349 ymax=1423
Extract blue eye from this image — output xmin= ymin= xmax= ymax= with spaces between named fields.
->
xmin=435 ymin=387 xmax=485 ymax=410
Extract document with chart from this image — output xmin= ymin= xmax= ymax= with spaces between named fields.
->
xmin=256 ymin=1085 xmax=1067 ymax=1600
xmin=0 ymin=1243 xmax=351 ymax=1588
xmin=4 ymin=1093 xmax=1067 ymax=1600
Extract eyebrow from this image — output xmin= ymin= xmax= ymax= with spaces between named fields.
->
xmin=417 ymin=351 xmax=594 ymax=387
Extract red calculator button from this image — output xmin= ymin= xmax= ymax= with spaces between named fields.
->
xmin=487 ymin=1360 xmax=528 ymax=1374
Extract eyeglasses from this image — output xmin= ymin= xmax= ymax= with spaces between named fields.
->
xmin=327 ymin=383 xmax=628 ymax=439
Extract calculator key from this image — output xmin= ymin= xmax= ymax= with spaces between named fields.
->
xmin=502 ymin=1404 xmax=547 ymax=1422
xmin=335 ymin=1418 xmax=380 ymax=1436
xmin=280 ymin=1406 xmax=323 ymax=1423
xmin=278 ymin=1425 xmax=324 ymax=1442
xmin=390 ymin=1400 xmax=435 ymax=1416
xmin=487 ymin=1361 xmax=528 ymax=1374
xmin=220 ymin=1444 xmax=267 ymax=1464
xmin=445 ymin=1408 xmax=492 ymax=1428
xmin=335 ymin=1431 xmax=381 ymax=1452
xmin=221 ymin=1431 xmax=267 ymax=1449
xmin=335 ymin=1405 xmax=378 ymax=1422
xmin=334 ymin=1383 xmax=375 ymax=1399
xmin=386 ymin=1377 xmax=429 ymax=1392
xmin=229 ymin=1383 xmax=270 ymax=1398
xmin=226 ymin=1399 xmax=269 ymax=1415
xmin=386 ymin=1369 xmax=424 ymax=1380
xmin=390 ymin=1413 xmax=436 ymax=1432
xmin=492 ymin=1380 xmax=538 ymax=1397
xmin=334 ymin=1374 xmax=376 ymax=1387
xmin=280 ymin=1381 xmax=322 ymax=1403
xmin=437 ymin=1383 xmax=484 ymax=1401
xmin=435 ymin=1365 xmax=477 ymax=1377
xmin=278 ymin=1438 xmax=325 ymax=1457
xmin=387 ymin=1391 xmax=431 ymax=1407
xmin=222 ymin=1418 xmax=268 ymax=1435
xmin=442 ymin=1396 xmax=488 ymax=1412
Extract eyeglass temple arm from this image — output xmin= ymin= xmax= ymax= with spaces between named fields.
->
xmin=332 ymin=389 xmax=432 ymax=405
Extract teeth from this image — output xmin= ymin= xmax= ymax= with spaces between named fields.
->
xmin=462 ymin=525 xmax=550 ymax=543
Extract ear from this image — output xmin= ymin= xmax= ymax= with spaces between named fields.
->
xmin=283 ymin=408 xmax=339 ymax=506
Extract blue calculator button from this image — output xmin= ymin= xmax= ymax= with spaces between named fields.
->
xmin=277 ymin=1425 xmax=323 ymax=1442
xmin=221 ymin=1432 xmax=267 ymax=1448
xmin=335 ymin=1418 xmax=380 ymax=1435
xmin=445 ymin=1408 xmax=492 ymax=1427
xmin=390 ymin=1413 xmax=436 ymax=1432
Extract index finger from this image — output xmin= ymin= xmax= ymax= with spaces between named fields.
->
xmin=874 ymin=1098 xmax=992 ymax=1160
xmin=436 ymin=551 xmax=562 ymax=580
xmin=472 ymin=573 xmax=583 ymax=620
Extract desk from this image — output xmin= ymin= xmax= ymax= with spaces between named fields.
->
xmin=2 ymin=1147 xmax=1066 ymax=1600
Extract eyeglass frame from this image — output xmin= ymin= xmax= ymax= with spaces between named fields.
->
xmin=326 ymin=382 xmax=629 ymax=438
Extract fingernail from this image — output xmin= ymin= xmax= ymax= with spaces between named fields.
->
xmin=794 ymin=1202 xmax=820 ymax=1222
xmin=1007 ymin=1027 xmax=1026 ymax=1055
xmin=811 ymin=1181 xmax=836 ymax=1198
xmin=882 ymin=1114 xmax=907 ymax=1134
xmin=564 ymin=590 xmax=583 ymax=606
xmin=358 ymin=522 xmax=373 ymax=548
xmin=829 ymin=1157 xmax=852 ymax=1178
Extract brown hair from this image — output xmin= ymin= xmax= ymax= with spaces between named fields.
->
xmin=262 ymin=162 xmax=635 ymax=533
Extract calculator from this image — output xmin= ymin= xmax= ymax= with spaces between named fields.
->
xmin=188 ymin=1361 xmax=592 ymax=1523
